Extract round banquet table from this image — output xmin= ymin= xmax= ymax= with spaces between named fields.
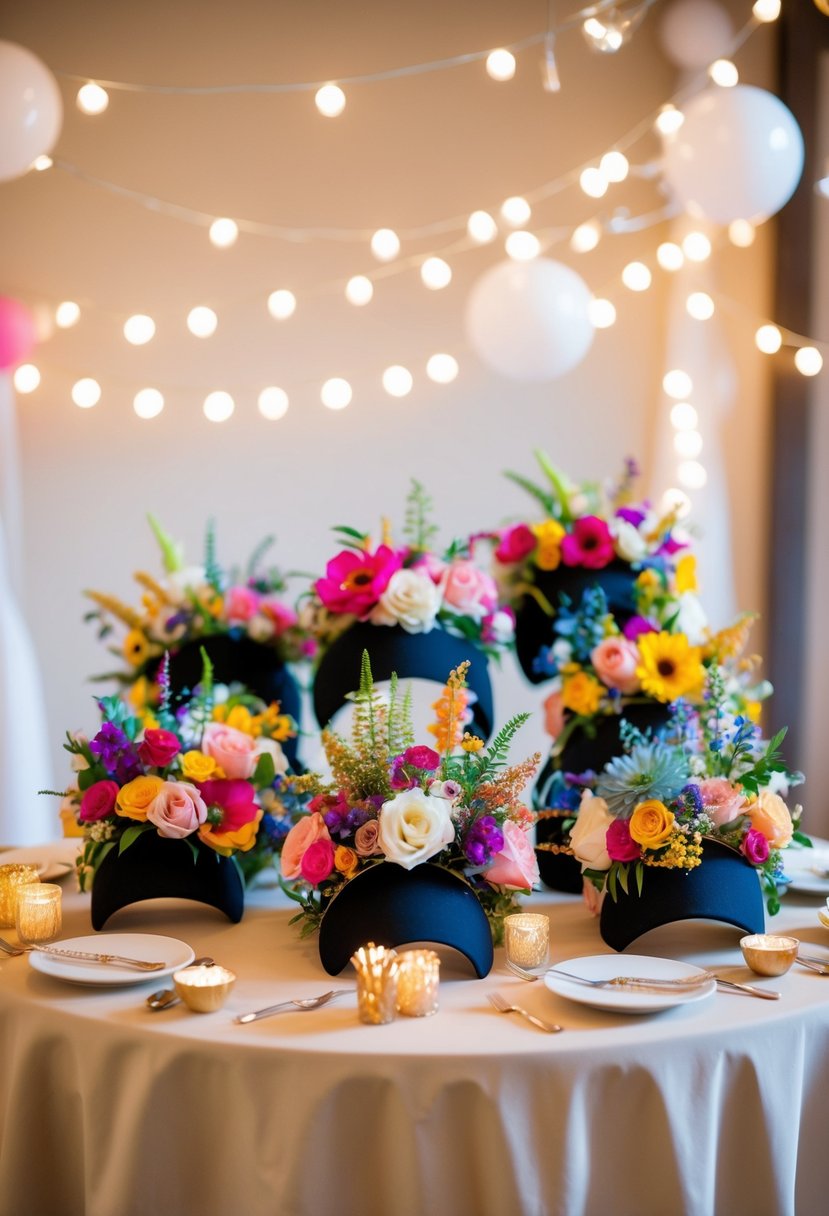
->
xmin=2 ymin=842 xmax=829 ymax=1216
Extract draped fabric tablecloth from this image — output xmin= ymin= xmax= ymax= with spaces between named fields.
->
xmin=1 ymin=845 xmax=829 ymax=1216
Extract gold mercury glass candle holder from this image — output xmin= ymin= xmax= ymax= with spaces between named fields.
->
xmin=0 ymin=864 xmax=40 ymax=929
xmin=395 ymin=949 xmax=441 ymax=1017
xmin=173 ymin=964 xmax=236 ymax=1012
xmin=350 ymin=942 xmax=400 ymax=1024
xmin=504 ymin=912 xmax=550 ymax=970
xmin=15 ymin=883 xmax=62 ymax=944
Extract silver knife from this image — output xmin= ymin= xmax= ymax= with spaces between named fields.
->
xmin=33 ymin=945 xmax=165 ymax=971
xmin=712 ymin=975 xmax=781 ymax=1000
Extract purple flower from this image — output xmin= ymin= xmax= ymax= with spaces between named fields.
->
xmin=622 ymin=615 xmax=659 ymax=641
xmin=616 ymin=506 xmax=646 ymax=527
xmin=89 ymin=721 xmax=141 ymax=781
xmin=463 ymin=815 xmax=504 ymax=867
xmin=390 ymin=761 xmax=417 ymax=791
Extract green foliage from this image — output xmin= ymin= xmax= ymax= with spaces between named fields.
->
xmin=331 ymin=525 xmax=371 ymax=552
xmin=203 ymin=517 xmax=223 ymax=592
xmin=118 ymin=823 xmax=150 ymax=855
xmin=147 ymin=513 xmax=184 ymax=574
xmin=470 ymin=712 xmax=531 ymax=782
xmin=403 ymin=480 xmax=439 ymax=553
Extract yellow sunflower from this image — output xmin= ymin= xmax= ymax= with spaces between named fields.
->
xmin=122 ymin=629 xmax=151 ymax=667
xmin=636 ymin=631 xmax=705 ymax=702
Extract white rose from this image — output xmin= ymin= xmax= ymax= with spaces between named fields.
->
xmin=672 ymin=592 xmax=709 ymax=645
xmin=610 ymin=518 xmax=648 ymax=563
xmin=378 ymin=788 xmax=456 ymax=870
xmin=163 ymin=565 xmax=209 ymax=604
xmin=568 ymin=790 xmax=613 ymax=872
xmin=486 ymin=609 xmax=515 ymax=645
xmin=371 ymin=569 xmax=441 ymax=633
xmin=255 ymin=736 xmax=289 ymax=776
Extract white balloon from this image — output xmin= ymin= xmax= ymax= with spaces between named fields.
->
xmin=0 ymin=41 xmax=63 ymax=182
xmin=662 ymin=85 xmax=804 ymax=225
xmin=464 ymin=258 xmax=594 ymax=382
xmin=658 ymin=0 xmax=734 ymax=70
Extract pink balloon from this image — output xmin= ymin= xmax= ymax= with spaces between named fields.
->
xmin=0 ymin=297 xmax=37 ymax=369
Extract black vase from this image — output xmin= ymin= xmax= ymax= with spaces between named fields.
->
xmin=599 ymin=838 xmax=766 ymax=952
xmin=514 ymin=560 xmax=638 ymax=684
xmin=534 ymin=701 xmax=672 ymax=894
xmin=162 ymin=633 xmax=302 ymax=768
xmin=317 ymin=863 xmax=494 ymax=978
xmin=312 ymin=621 xmax=495 ymax=740
xmin=90 ymin=829 xmax=245 ymax=930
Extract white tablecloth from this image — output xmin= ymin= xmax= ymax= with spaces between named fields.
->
xmin=2 ymin=842 xmax=829 ymax=1216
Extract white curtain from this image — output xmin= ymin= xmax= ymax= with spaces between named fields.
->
xmin=0 ymin=374 xmax=56 ymax=844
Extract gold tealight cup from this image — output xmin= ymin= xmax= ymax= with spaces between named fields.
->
xmin=173 ymin=964 xmax=236 ymax=1012
xmin=350 ymin=942 xmax=400 ymax=1024
xmin=0 ymin=864 xmax=40 ymax=928
xmin=740 ymin=934 xmax=799 ymax=977
xmin=504 ymin=913 xmax=550 ymax=970
xmin=395 ymin=949 xmax=440 ymax=1017
xmin=15 ymin=883 xmax=62 ymax=944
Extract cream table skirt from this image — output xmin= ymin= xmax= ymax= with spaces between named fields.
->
xmin=1 ymin=847 xmax=829 ymax=1216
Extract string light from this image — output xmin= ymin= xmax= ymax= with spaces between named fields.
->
xmin=728 ymin=219 xmax=756 ymax=247
xmin=420 ymin=257 xmax=452 ymax=289
xmin=32 ymin=155 xmax=52 ymax=171
xmin=55 ymin=301 xmax=81 ymax=328
xmin=663 ymin=370 xmax=693 ymax=399
xmin=579 ymin=167 xmax=608 ymax=198
xmin=656 ymin=241 xmax=684 ymax=271
xmin=187 ymin=306 xmax=218 ymax=337
xmin=321 ymin=377 xmax=352 ymax=410
xmin=571 ymin=220 xmax=601 ymax=252
xmin=314 ymin=84 xmax=346 ymax=117
xmin=467 ymin=211 xmax=498 ymax=243
xmin=370 ymin=228 xmax=401 ymax=261
xmin=795 ymin=346 xmax=823 ymax=376
xmin=542 ymin=32 xmax=561 ymax=92
xmin=673 ymin=429 xmax=703 ymax=458
xmin=500 ymin=197 xmax=531 ymax=227
xmin=654 ymin=104 xmax=684 ymax=136
xmin=13 ymin=364 xmax=40 ymax=393
xmin=755 ymin=324 xmax=782 ymax=354
xmin=382 ymin=365 xmax=414 ymax=397
xmin=123 ymin=314 xmax=156 ymax=345
xmin=425 ymin=353 xmax=459 ymax=383
xmin=621 ymin=261 xmax=651 ymax=291
xmin=709 ymin=59 xmax=739 ymax=87
xmin=588 ymin=298 xmax=616 ymax=328
xmin=599 ymin=151 xmax=629 ymax=183
xmin=345 ymin=275 xmax=374 ymax=306
xmin=752 ymin=0 xmax=781 ymax=21
xmin=505 ymin=231 xmax=541 ymax=261
xmin=485 ymin=49 xmax=516 ymax=81
xmin=686 ymin=292 xmax=715 ymax=320
xmin=209 ymin=218 xmax=239 ymax=248
xmin=266 ymin=290 xmax=296 ymax=320
xmin=682 ymin=232 xmax=712 ymax=262
xmin=76 ymin=83 xmax=109 ymax=114
xmin=661 ymin=487 xmax=692 ymax=517
xmin=670 ymin=402 xmax=699 ymax=430
xmin=133 ymin=388 xmax=164 ymax=419
xmin=258 ymin=387 xmax=289 ymax=420
xmin=71 ymin=378 xmax=101 ymax=408
xmin=203 ymin=391 xmax=235 ymax=422
xmin=678 ymin=460 xmax=708 ymax=489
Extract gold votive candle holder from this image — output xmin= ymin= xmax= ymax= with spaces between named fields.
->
xmin=504 ymin=913 xmax=550 ymax=970
xmin=15 ymin=883 xmax=62 ymax=944
xmin=350 ymin=942 xmax=400 ymax=1025
xmin=173 ymin=964 xmax=236 ymax=1012
xmin=0 ymin=864 xmax=40 ymax=928
xmin=395 ymin=949 xmax=440 ymax=1017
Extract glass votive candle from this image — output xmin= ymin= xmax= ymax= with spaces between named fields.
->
xmin=0 ymin=864 xmax=40 ymax=928
xmin=395 ymin=949 xmax=440 ymax=1017
xmin=15 ymin=883 xmax=62 ymax=944
xmin=350 ymin=942 xmax=400 ymax=1025
xmin=173 ymin=964 xmax=236 ymax=1012
xmin=504 ymin=913 xmax=550 ymax=970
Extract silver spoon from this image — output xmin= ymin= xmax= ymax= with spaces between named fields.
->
xmin=146 ymin=957 xmax=214 ymax=1010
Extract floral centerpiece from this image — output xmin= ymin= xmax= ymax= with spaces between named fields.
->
xmin=281 ymin=653 xmax=541 ymax=946
xmin=569 ymin=664 xmax=807 ymax=916
xmin=308 ymin=481 xmax=515 ymax=660
xmin=58 ymin=650 xmax=303 ymax=892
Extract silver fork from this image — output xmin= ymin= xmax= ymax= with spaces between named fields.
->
xmin=235 ymin=989 xmax=350 ymax=1024
xmin=488 ymin=991 xmax=563 ymax=1033
xmin=795 ymin=956 xmax=829 ymax=975
xmin=0 ymin=937 xmax=24 ymax=957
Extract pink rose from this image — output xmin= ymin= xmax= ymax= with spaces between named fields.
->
xmin=606 ymin=817 xmax=641 ymax=862
xmin=354 ymin=819 xmax=382 ymax=857
xmin=441 ymin=560 xmax=499 ymax=621
xmin=494 ymin=524 xmax=537 ymax=565
xmin=259 ymin=595 xmax=298 ymax=634
xmin=484 ymin=820 xmax=540 ymax=890
xmin=225 ymin=585 xmax=260 ymax=623
xmin=740 ymin=828 xmax=770 ymax=866
xmin=202 ymin=722 xmax=258 ymax=779
xmin=138 ymin=728 xmax=181 ymax=768
xmin=281 ymin=814 xmax=332 ymax=880
xmin=146 ymin=780 xmax=207 ymax=839
xmin=542 ymin=690 xmax=565 ymax=740
xmin=300 ymin=838 xmax=336 ymax=886
xmin=590 ymin=637 xmax=641 ymax=695
xmin=79 ymin=779 xmax=120 ymax=823
xmin=411 ymin=551 xmax=448 ymax=584
xmin=697 ymin=777 xmax=747 ymax=828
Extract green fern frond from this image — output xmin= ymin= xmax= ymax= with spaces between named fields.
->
xmin=246 ymin=534 xmax=275 ymax=579
xmin=203 ymin=518 xmax=222 ymax=592
xmin=533 ymin=450 xmax=574 ymax=522
xmin=403 ymin=480 xmax=439 ymax=553
xmin=475 ymin=712 xmax=531 ymax=779
xmin=503 ymin=470 xmax=557 ymax=517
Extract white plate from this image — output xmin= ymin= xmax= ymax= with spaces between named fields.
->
xmin=784 ymin=853 xmax=829 ymax=895
xmin=28 ymin=934 xmax=195 ymax=987
xmin=0 ymin=841 xmax=79 ymax=883
xmin=543 ymin=954 xmax=717 ymax=1014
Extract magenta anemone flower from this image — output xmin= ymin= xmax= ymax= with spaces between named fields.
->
xmin=315 ymin=545 xmax=402 ymax=617
xmin=560 ymin=516 xmax=615 ymax=569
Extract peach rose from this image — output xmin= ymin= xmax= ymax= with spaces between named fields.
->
xmin=202 ymin=722 xmax=258 ymax=780
xmin=747 ymin=789 xmax=793 ymax=849
xmin=280 ymin=814 xmax=332 ymax=880
xmin=542 ymin=689 xmax=565 ymax=740
xmin=146 ymin=780 xmax=207 ymax=839
xmin=569 ymin=791 xmax=613 ymax=871
xmin=484 ymin=820 xmax=539 ymax=890
xmin=697 ymin=777 xmax=747 ymax=828
xmin=590 ymin=636 xmax=641 ymax=694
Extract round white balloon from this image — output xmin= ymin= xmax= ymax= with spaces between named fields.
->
xmin=0 ymin=41 xmax=63 ymax=182
xmin=662 ymin=85 xmax=804 ymax=225
xmin=658 ymin=0 xmax=734 ymax=70
xmin=464 ymin=258 xmax=594 ymax=382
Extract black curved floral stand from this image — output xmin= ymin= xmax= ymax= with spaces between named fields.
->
xmin=317 ymin=863 xmax=494 ymax=978
xmin=90 ymin=830 xmax=245 ymax=930
xmin=599 ymin=838 xmax=765 ymax=952
xmin=164 ymin=633 xmax=302 ymax=768
xmin=312 ymin=621 xmax=495 ymax=740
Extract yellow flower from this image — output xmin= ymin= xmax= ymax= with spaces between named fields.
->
xmin=636 ymin=631 xmax=705 ymax=702
xmin=531 ymin=519 xmax=565 ymax=571
xmin=223 ymin=705 xmax=255 ymax=735
xmin=561 ymin=670 xmax=603 ymax=717
xmin=123 ymin=629 xmax=151 ymax=667
xmin=180 ymin=750 xmax=226 ymax=782
xmin=675 ymin=553 xmax=697 ymax=594
xmin=128 ymin=675 xmax=159 ymax=712
xmin=636 ymin=568 xmax=660 ymax=590
xmin=334 ymin=845 xmax=359 ymax=878
xmin=116 ymin=775 xmax=165 ymax=821
xmin=745 ymin=700 xmax=762 ymax=723
xmin=199 ymin=809 xmax=262 ymax=854
xmin=461 ymin=733 xmax=485 ymax=752
xmin=629 ymin=799 xmax=675 ymax=849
